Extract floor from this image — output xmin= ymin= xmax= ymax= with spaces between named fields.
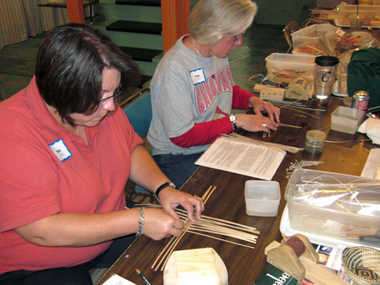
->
xmin=0 ymin=24 xmax=289 ymax=101
xmin=0 ymin=33 xmax=45 ymax=99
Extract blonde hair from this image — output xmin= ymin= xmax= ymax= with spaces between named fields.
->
xmin=189 ymin=0 xmax=257 ymax=45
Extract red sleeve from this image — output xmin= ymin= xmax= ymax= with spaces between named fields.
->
xmin=170 ymin=117 xmax=233 ymax=148
xmin=232 ymin=85 xmax=258 ymax=110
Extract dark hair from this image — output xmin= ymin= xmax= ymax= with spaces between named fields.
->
xmin=35 ymin=23 xmax=141 ymax=126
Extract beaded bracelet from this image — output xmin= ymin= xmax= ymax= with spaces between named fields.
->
xmin=136 ymin=207 xmax=145 ymax=237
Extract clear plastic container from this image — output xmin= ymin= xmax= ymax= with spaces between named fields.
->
xmin=305 ymin=130 xmax=326 ymax=153
xmin=245 ymin=181 xmax=280 ymax=217
xmin=331 ymin=106 xmax=365 ymax=134
xmin=317 ymin=0 xmax=355 ymax=8
xmin=285 ymin=169 xmax=380 ymax=238
xmin=265 ymin=53 xmax=316 ymax=84
xmin=336 ymin=4 xmax=380 ymax=27
xmin=291 ymin=24 xmax=339 ymax=55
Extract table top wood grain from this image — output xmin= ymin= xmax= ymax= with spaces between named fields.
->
xmin=97 ymin=97 xmax=376 ymax=285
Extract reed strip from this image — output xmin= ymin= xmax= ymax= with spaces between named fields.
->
xmin=278 ymin=98 xmax=303 ymax=109
xmin=159 ymin=222 xmax=191 ymax=272
xmin=189 ymin=224 xmax=258 ymax=243
xmin=175 ymin=209 xmax=260 ymax=234
xmin=175 ymin=211 xmax=259 ymax=247
xmin=175 ymin=214 xmax=259 ymax=243
xmin=283 ymin=105 xmax=320 ymax=119
xmin=151 ymin=235 xmax=177 ymax=270
xmin=186 ymin=230 xmax=256 ymax=249
xmin=201 ymin=185 xmax=212 ymax=201
xmin=203 ymin=185 xmax=216 ymax=204
xmin=152 ymin=186 xmax=218 ymax=271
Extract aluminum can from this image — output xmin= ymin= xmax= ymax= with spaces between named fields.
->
xmin=351 ymin=91 xmax=369 ymax=112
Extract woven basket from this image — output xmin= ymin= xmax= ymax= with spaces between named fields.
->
xmin=342 ymin=246 xmax=380 ymax=285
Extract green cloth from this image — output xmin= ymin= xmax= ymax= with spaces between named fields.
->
xmin=347 ymin=47 xmax=380 ymax=110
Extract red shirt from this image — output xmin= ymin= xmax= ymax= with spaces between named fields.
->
xmin=0 ymin=77 xmax=142 ymax=273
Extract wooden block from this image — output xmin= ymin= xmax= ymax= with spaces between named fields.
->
xmin=266 ymin=241 xmax=306 ymax=281
xmin=293 ymin=234 xmax=319 ymax=263
xmin=164 ymin=248 xmax=228 ymax=285
xmin=265 ymin=236 xmax=350 ymax=285
xmin=301 ymin=257 xmax=350 ymax=285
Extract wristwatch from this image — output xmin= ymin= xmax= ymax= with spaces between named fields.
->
xmin=230 ymin=114 xmax=237 ymax=129
xmin=155 ymin=181 xmax=176 ymax=197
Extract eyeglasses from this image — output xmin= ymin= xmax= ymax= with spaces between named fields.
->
xmin=99 ymin=85 xmax=124 ymax=105
xmin=232 ymin=30 xmax=246 ymax=42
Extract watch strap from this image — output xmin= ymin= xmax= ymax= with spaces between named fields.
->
xmin=155 ymin=181 xmax=176 ymax=197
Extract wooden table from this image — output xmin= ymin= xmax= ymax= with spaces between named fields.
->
xmin=97 ymin=97 xmax=376 ymax=285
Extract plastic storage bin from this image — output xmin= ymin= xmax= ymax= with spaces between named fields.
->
xmin=336 ymin=4 xmax=380 ymax=27
xmin=317 ymin=0 xmax=355 ymax=8
xmin=265 ymin=53 xmax=316 ymax=84
xmin=331 ymin=106 xmax=365 ymax=134
xmin=285 ymin=169 xmax=380 ymax=238
xmin=291 ymin=24 xmax=339 ymax=55
xmin=244 ymin=181 xmax=280 ymax=217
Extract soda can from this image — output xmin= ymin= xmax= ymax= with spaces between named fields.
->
xmin=351 ymin=91 xmax=369 ymax=112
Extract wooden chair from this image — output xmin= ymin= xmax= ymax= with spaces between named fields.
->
xmin=283 ymin=21 xmax=300 ymax=53
xmin=120 ymin=87 xmax=159 ymax=204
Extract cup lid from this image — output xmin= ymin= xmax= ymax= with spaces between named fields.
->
xmin=306 ymin=130 xmax=326 ymax=141
xmin=315 ymin=56 xmax=339 ymax=67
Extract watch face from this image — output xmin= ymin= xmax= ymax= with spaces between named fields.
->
xmin=230 ymin=114 xmax=236 ymax=129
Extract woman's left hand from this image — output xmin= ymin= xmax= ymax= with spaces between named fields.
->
xmin=158 ymin=187 xmax=204 ymax=222
xmin=249 ymin=96 xmax=280 ymax=123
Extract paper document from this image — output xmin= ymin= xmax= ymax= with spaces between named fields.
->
xmin=195 ymin=137 xmax=286 ymax=180
xmin=361 ymin=148 xmax=380 ymax=179
xmin=102 ymin=274 xmax=136 ymax=285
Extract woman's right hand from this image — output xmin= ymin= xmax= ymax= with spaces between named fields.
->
xmin=143 ymin=208 xmax=185 ymax=240
xmin=235 ymin=113 xmax=279 ymax=133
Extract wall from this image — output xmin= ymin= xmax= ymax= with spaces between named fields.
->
xmin=254 ymin=0 xmax=317 ymax=26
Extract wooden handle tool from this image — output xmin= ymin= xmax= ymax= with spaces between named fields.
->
xmin=265 ymin=234 xmax=350 ymax=285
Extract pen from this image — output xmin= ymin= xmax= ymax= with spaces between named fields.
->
xmin=341 ymin=229 xmax=380 ymax=238
xmin=344 ymin=236 xmax=380 ymax=243
xmin=135 ymin=268 xmax=152 ymax=285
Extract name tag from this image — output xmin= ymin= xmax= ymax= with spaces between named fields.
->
xmin=190 ymin=68 xmax=206 ymax=85
xmin=49 ymin=139 xmax=72 ymax=162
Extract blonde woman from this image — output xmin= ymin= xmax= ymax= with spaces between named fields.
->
xmin=148 ymin=0 xmax=281 ymax=188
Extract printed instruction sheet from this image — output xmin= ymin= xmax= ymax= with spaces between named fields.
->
xmin=195 ymin=137 xmax=286 ymax=180
xmin=361 ymin=148 xmax=380 ymax=179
